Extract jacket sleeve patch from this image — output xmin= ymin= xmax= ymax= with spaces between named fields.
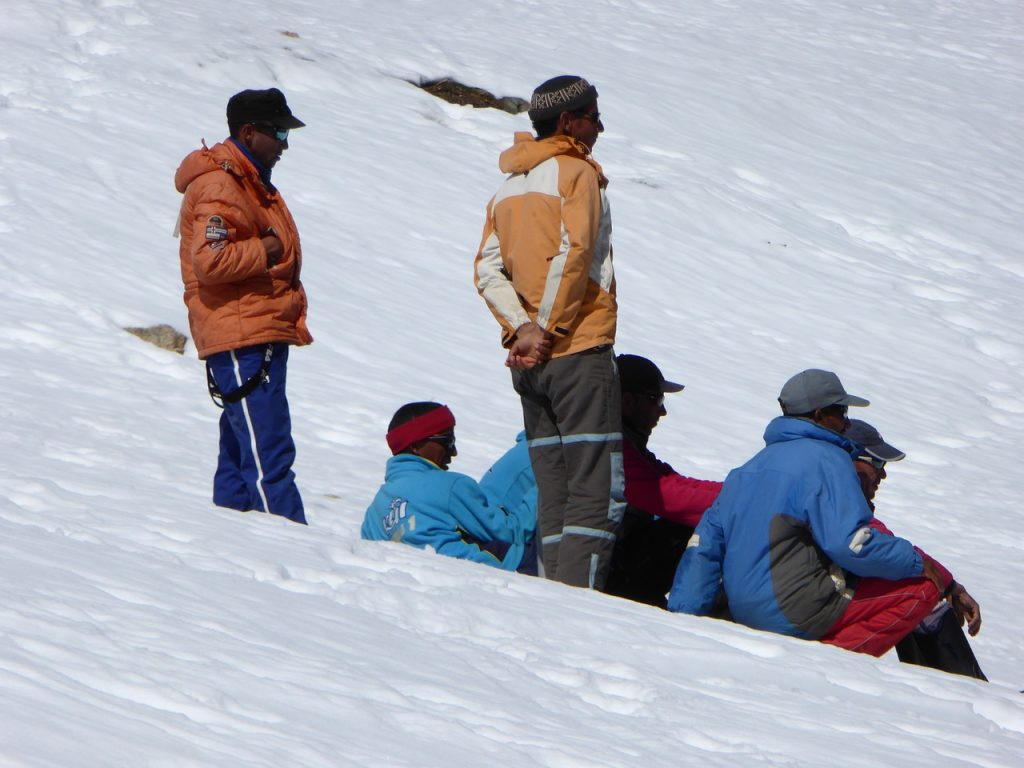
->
xmin=848 ymin=526 xmax=872 ymax=554
xmin=205 ymin=215 xmax=229 ymax=242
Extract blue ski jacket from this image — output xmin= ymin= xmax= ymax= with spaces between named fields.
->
xmin=668 ymin=416 xmax=924 ymax=638
xmin=478 ymin=431 xmax=537 ymax=537
xmin=362 ymin=454 xmax=525 ymax=571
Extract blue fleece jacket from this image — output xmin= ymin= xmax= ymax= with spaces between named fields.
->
xmin=478 ymin=431 xmax=537 ymax=537
xmin=668 ymin=416 xmax=923 ymax=638
xmin=362 ymin=454 xmax=525 ymax=571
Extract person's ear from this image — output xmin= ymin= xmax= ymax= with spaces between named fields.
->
xmin=556 ymin=110 xmax=574 ymax=137
xmin=238 ymin=123 xmax=256 ymax=147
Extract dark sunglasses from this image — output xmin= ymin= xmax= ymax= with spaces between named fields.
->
xmin=636 ymin=392 xmax=664 ymax=407
xmin=856 ymin=455 xmax=886 ymax=470
xmin=428 ymin=434 xmax=456 ymax=453
xmin=252 ymin=123 xmax=290 ymax=142
xmin=578 ymin=110 xmax=601 ymax=124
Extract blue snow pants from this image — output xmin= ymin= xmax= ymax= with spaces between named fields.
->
xmin=206 ymin=343 xmax=306 ymax=524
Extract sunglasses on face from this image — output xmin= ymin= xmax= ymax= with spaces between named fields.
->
xmin=428 ymin=434 xmax=456 ymax=453
xmin=857 ymin=455 xmax=886 ymax=470
xmin=252 ymin=123 xmax=290 ymax=142
xmin=571 ymin=109 xmax=601 ymax=125
xmin=636 ymin=392 xmax=665 ymax=408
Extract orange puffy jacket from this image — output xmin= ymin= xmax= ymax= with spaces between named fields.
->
xmin=175 ymin=139 xmax=312 ymax=359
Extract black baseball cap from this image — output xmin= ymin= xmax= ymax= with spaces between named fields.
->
xmin=226 ymin=88 xmax=306 ymax=130
xmin=616 ymin=354 xmax=684 ymax=395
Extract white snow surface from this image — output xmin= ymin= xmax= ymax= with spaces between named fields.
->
xmin=1 ymin=0 xmax=1023 ymax=765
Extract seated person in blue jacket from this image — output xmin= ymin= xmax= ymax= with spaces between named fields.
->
xmin=362 ymin=401 xmax=535 ymax=574
xmin=669 ymin=369 xmax=949 ymax=658
xmin=844 ymin=418 xmax=985 ymax=679
xmin=479 ymin=430 xmax=539 ymax=575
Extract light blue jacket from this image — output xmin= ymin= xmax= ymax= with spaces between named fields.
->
xmin=362 ymin=454 xmax=525 ymax=571
xmin=668 ymin=416 xmax=923 ymax=638
xmin=478 ymin=431 xmax=537 ymax=537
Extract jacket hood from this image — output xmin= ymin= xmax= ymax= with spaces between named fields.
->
xmin=498 ymin=132 xmax=602 ymax=177
xmin=763 ymin=415 xmax=860 ymax=456
xmin=174 ymin=140 xmax=249 ymax=193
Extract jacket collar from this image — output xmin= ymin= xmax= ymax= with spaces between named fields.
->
xmin=228 ymin=137 xmax=275 ymax=190
xmin=385 ymin=453 xmax=443 ymax=478
xmin=623 ymin=423 xmax=650 ymax=451
xmin=498 ymin=132 xmax=608 ymax=187
xmin=763 ymin=415 xmax=860 ymax=457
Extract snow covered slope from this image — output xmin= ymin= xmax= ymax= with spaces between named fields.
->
xmin=1 ymin=0 xmax=1022 ymax=764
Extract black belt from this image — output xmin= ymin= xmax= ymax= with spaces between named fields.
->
xmin=206 ymin=344 xmax=274 ymax=408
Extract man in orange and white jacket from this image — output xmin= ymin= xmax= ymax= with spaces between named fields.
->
xmin=175 ymin=88 xmax=311 ymax=524
xmin=474 ymin=75 xmax=623 ymax=590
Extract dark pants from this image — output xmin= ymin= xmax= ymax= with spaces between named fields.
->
xmin=606 ymin=512 xmax=694 ymax=609
xmin=895 ymin=609 xmax=987 ymax=680
xmin=207 ymin=343 xmax=305 ymax=524
xmin=512 ymin=346 xmax=623 ymax=590
xmin=516 ymin=533 xmax=540 ymax=577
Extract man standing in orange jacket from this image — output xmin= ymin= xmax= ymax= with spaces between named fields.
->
xmin=175 ymin=88 xmax=311 ymax=524
xmin=474 ymin=76 xmax=622 ymax=589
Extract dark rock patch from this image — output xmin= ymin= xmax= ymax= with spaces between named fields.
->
xmin=416 ymin=78 xmax=528 ymax=115
xmin=125 ymin=324 xmax=188 ymax=355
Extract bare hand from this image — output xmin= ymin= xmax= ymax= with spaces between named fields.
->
xmin=505 ymin=322 xmax=553 ymax=370
xmin=262 ymin=235 xmax=284 ymax=267
xmin=921 ymin=557 xmax=946 ymax=593
xmin=949 ymin=583 xmax=982 ymax=636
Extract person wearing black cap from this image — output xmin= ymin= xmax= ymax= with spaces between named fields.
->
xmin=175 ymin=87 xmax=310 ymax=524
xmin=670 ymin=369 xmax=950 ymax=659
xmin=361 ymin=402 xmax=533 ymax=573
xmin=606 ymin=355 xmax=722 ymax=607
xmin=845 ymin=419 xmax=986 ymax=679
xmin=474 ymin=75 xmax=620 ymax=590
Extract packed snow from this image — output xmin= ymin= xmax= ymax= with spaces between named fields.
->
xmin=1 ymin=0 xmax=1022 ymax=765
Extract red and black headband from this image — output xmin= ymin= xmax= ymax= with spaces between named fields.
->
xmin=386 ymin=405 xmax=456 ymax=455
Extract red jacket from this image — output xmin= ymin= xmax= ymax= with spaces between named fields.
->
xmin=175 ymin=139 xmax=311 ymax=359
xmin=622 ymin=435 xmax=722 ymax=527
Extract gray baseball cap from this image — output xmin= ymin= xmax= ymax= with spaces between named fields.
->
xmin=778 ymin=369 xmax=869 ymax=414
xmin=844 ymin=419 xmax=905 ymax=462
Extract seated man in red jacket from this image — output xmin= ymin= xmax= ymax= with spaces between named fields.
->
xmin=845 ymin=418 xmax=985 ymax=679
xmin=605 ymin=355 xmax=723 ymax=607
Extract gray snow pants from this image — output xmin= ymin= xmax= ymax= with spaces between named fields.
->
xmin=512 ymin=345 xmax=625 ymax=590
